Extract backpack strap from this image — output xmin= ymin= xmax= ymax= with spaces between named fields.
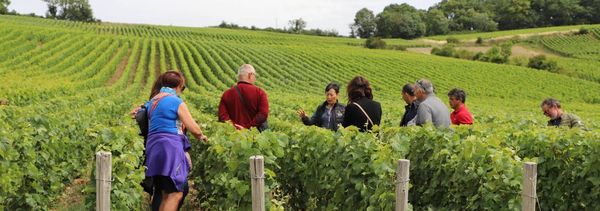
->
xmin=148 ymin=94 xmax=172 ymax=119
xmin=352 ymin=102 xmax=374 ymax=126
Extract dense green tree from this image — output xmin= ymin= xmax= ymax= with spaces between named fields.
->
xmin=434 ymin=0 xmax=489 ymax=16
xmin=424 ymin=9 xmax=450 ymax=36
xmin=288 ymin=18 xmax=306 ymax=33
xmin=43 ymin=0 xmax=95 ymax=22
xmin=580 ymin=0 xmax=600 ymax=23
xmin=46 ymin=4 xmax=58 ymax=18
xmin=352 ymin=8 xmax=376 ymax=38
xmin=432 ymin=0 xmax=497 ymax=32
xmin=531 ymin=0 xmax=586 ymax=26
xmin=492 ymin=0 xmax=537 ymax=30
xmin=453 ymin=9 xmax=497 ymax=32
xmin=375 ymin=3 xmax=426 ymax=39
xmin=352 ymin=0 xmax=598 ymax=39
xmin=0 ymin=0 xmax=10 ymax=14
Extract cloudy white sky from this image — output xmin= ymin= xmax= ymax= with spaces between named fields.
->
xmin=10 ymin=0 xmax=440 ymax=35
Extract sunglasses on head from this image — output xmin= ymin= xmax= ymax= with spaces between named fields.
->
xmin=415 ymin=80 xmax=425 ymax=89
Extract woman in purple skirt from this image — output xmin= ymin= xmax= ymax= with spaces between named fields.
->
xmin=144 ymin=71 xmax=207 ymax=210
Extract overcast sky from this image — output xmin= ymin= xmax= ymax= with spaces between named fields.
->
xmin=10 ymin=0 xmax=440 ymax=35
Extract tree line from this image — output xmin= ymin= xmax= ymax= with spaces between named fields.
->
xmin=218 ymin=18 xmax=340 ymax=37
xmin=351 ymin=0 xmax=600 ymax=39
xmin=0 ymin=0 xmax=97 ymax=22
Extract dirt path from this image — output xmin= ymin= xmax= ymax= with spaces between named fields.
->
xmin=406 ymin=47 xmax=433 ymax=54
xmin=480 ymin=30 xmax=578 ymax=43
xmin=107 ymin=49 xmax=132 ymax=86
xmin=457 ymin=46 xmax=490 ymax=53
xmin=407 ymin=44 xmax=559 ymax=59
xmin=511 ymin=45 xmax=549 ymax=58
xmin=50 ymin=178 xmax=89 ymax=211
xmin=417 ymin=29 xmax=579 ymax=45
xmin=418 ymin=39 xmax=446 ymax=45
xmin=406 ymin=46 xmax=491 ymax=55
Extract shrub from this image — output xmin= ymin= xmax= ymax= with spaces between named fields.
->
xmin=446 ymin=37 xmax=460 ymax=44
xmin=431 ymin=44 xmax=456 ymax=57
xmin=365 ymin=37 xmax=386 ymax=49
xmin=390 ymin=45 xmax=407 ymax=51
xmin=528 ymin=55 xmax=559 ymax=72
xmin=474 ymin=43 xmax=512 ymax=64
xmin=453 ymin=49 xmax=475 ymax=59
xmin=509 ymin=56 xmax=528 ymax=67
xmin=472 ymin=52 xmax=484 ymax=60
xmin=476 ymin=37 xmax=484 ymax=44
xmin=578 ymin=28 xmax=589 ymax=35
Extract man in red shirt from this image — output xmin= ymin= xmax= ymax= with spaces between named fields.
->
xmin=218 ymin=64 xmax=269 ymax=130
xmin=447 ymin=88 xmax=473 ymax=125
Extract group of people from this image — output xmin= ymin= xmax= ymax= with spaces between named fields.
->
xmin=298 ymin=76 xmax=383 ymax=132
xmin=397 ymin=80 xmax=474 ymax=128
xmin=298 ymin=78 xmax=474 ymax=131
xmin=131 ymin=64 xmax=585 ymax=211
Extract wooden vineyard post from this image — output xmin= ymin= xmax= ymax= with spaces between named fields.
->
xmin=522 ymin=162 xmax=537 ymax=211
xmin=96 ymin=151 xmax=112 ymax=211
xmin=250 ymin=156 xmax=265 ymax=211
xmin=396 ymin=159 xmax=410 ymax=211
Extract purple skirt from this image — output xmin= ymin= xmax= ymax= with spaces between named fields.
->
xmin=145 ymin=132 xmax=190 ymax=192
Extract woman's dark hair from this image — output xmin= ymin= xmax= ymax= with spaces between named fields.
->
xmin=162 ymin=71 xmax=184 ymax=88
xmin=149 ymin=71 xmax=185 ymax=99
xmin=346 ymin=76 xmax=373 ymax=102
xmin=402 ymin=83 xmax=415 ymax=96
xmin=325 ymin=82 xmax=340 ymax=93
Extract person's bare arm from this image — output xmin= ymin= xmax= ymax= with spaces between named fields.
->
xmin=178 ymin=102 xmax=207 ymax=141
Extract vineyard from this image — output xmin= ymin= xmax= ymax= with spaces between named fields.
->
xmin=541 ymin=29 xmax=600 ymax=60
xmin=423 ymin=23 xmax=600 ymax=41
xmin=0 ymin=15 xmax=599 ymax=210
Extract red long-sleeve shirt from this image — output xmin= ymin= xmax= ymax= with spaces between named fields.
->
xmin=218 ymin=82 xmax=269 ymax=129
xmin=450 ymin=104 xmax=473 ymax=125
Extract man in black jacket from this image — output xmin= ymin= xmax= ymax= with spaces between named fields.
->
xmin=400 ymin=83 xmax=418 ymax=126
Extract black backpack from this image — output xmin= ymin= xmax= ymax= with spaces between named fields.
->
xmin=134 ymin=105 xmax=154 ymax=194
xmin=135 ymin=105 xmax=149 ymax=140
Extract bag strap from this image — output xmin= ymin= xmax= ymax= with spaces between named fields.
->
xmin=234 ymin=85 xmax=257 ymax=115
xmin=148 ymin=94 xmax=172 ymax=119
xmin=352 ymin=102 xmax=374 ymax=126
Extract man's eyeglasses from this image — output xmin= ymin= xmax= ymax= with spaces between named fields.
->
xmin=542 ymin=106 xmax=553 ymax=116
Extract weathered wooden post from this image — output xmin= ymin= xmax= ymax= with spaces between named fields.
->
xmin=396 ymin=159 xmax=410 ymax=211
xmin=522 ymin=162 xmax=537 ymax=211
xmin=250 ymin=155 xmax=265 ymax=211
xmin=96 ymin=151 xmax=112 ymax=211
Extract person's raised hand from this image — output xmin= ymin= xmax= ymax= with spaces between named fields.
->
xmin=130 ymin=106 xmax=141 ymax=119
xmin=297 ymin=108 xmax=306 ymax=118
